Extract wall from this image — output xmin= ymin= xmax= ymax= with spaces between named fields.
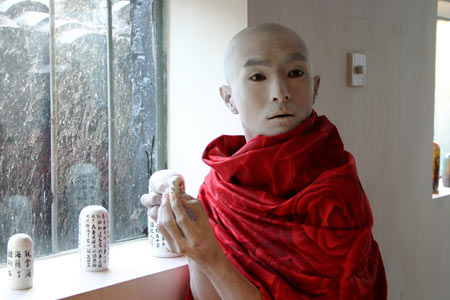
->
xmin=167 ymin=0 xmax=247 ymax=196
xmin=248 ymin=0 xmax=438 ymax=299
xmin=166 ymin=0 xmax=447 ymax=299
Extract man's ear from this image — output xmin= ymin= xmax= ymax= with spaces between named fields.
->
xmin=312 ymin=75 xmax=321 ymax=104
xmin=220 ymin=85 xmax=238 ymax=114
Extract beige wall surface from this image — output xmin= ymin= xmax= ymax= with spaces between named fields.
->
xmin=248 ymin=0 xmax=438 ymax=299
xmin=167 ymin=0 xmax=247 ymax=196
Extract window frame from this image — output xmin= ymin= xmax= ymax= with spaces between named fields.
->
xmin=0 ymin=0 xmax=166 ymax=262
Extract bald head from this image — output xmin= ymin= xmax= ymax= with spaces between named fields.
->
xmin=219 ymin=23 xmax=320 ymax=141
xmin=224 ymin=23 xmax=312 ymax=85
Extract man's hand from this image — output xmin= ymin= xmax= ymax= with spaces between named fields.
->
xmin=156 ymin=184 xmax=223 ymax=266
xmin=143 ymin=172 xmax=261 ymax=300
xmin=140 ymin=169 xmax=182 ymax=221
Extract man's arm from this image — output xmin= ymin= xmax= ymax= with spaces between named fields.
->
xmin=192 ymin=255 xmax=261 ymax=300
xmin=157 ymin=188 xmax=261 ymax=300
xmin=188 ymin=258 xmax=221 ymax=300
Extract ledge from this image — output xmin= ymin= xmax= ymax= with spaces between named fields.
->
xmin=0 ymin=238 xmax=189 ymax=300
xmin=432 ymin=180 xmax=450 ymax=201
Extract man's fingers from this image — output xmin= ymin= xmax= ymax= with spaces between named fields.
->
xmin=169 ymin=189 xmax=199 ymax=235
xmin=155 ymin=219 xmax=178 ymax=253
xmin=149 ymin=170 xmax=182 ymax=194
xmin=157 ymin=192 xmax=186 ymax=250
xmin=183 ymin=199 xmax=209 ymax=224
xmin=140 ymin=192 xmax=162 ymax=208
xmin=148 ymin=206 xmax=159 ymax=221
xmin=140 ymin=193 xmax=152 ymax=207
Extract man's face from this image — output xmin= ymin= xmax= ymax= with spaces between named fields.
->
xmin=222 ymin=28 xmax=320 ymax=141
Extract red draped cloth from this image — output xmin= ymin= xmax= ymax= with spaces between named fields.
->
xmin=188 ymin=110 xmax=387 ymax=300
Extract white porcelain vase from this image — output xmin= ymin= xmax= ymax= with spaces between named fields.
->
xmin=78 ymin=205 xmax=110 ymax=271
xmin=7 ymin=233 xmax=33 ymax=290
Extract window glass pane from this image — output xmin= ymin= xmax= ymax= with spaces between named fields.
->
xmin=0 ymin=0 xmax=52 ymax=262
xmin=435 ymin=19 xmax=450 ymax=177
xmin=0 ymin=0 xmax=161 ymax=263
xmin=112 ymin=0 xmax=134 ymax=241
xmin=54 ymin=0 xmax=109 ymax=251
xmin=111 ymin=0 xmax=154 ymax=242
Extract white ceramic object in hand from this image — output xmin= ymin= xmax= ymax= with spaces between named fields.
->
xmin=7 ymin=233 xmax=33 ymax=290
xmin=147 ymin=175 xmax=184 ymax=258
xmin=79 ymin=205 xmax=110 ymax=271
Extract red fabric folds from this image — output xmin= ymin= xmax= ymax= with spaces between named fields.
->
xmin=196 ymin=110 xmax=387 ymax=300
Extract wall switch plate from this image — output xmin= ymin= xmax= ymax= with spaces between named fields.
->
xmin=347 ymin=52 xmax=366 ymax=87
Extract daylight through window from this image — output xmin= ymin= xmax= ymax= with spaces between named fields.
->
xmin=435 ymin=18 xmax=450 ymax=181
xmin=0 ymin=0 xmax=165 ymax=264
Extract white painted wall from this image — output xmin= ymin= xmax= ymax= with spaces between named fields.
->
xmin=248 ymin=0 xmax=439 ymax=299
xmin=166 ymin=0 xmax=247 ymax=196
xmin=166 ymin=1 xmax=450 ymax=299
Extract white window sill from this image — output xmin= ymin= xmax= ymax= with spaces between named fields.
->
xmin=432 ymin=180 xmax=450 ymax=201
xmin=0 ymin=238 xmax=189 ymax=300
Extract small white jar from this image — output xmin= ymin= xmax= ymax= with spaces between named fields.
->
xmin=78 ymin=205 xmax=110 ymax=271
xmin=7 ymin=233 xmax=33 ymax=290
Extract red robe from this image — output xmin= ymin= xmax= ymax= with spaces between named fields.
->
xmin=190 ymin=110 xmax=387 ymax=299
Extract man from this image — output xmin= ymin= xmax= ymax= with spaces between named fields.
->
xmin=141 ymin=23 xmax=387 ymax=300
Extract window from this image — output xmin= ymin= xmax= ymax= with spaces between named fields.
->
xmin=435 ymin=18 xmax=450 ymax=185
xmin=0 ymin=0 xmax=166 ymax=264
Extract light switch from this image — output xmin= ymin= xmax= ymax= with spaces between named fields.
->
xmin=347 ymin=52 xmax=366 ymax=87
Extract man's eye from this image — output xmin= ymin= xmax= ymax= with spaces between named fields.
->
xmin=288 ymin=69 xmax=304 ymax=78
xmin=249 ymin=73 xmax=266 ymax=81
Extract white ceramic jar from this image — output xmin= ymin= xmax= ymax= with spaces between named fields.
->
xmin=7 ymin=233 xmax=33 ymax=290
xmin=78 ymin=205 xmax=110 ymax=271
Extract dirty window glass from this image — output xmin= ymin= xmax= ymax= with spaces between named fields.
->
xmin=0 ymin=0 xmax=163 ymax=263
xmin=435 ymin=19 xmax=450 ymax=178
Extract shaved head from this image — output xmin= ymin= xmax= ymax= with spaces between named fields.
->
xmin=219 ymin=22 xmax=320 ymax=141
xmin=224 ymin=23 xmax=312 ymax=85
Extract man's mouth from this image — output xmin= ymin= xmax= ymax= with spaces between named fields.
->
xmin=268 ymin=113 xmax=294 ymax=120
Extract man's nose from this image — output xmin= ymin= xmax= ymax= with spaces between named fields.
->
xmin=271 ymin=77 xmax=291 ymax=102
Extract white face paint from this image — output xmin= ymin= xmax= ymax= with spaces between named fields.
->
xmin=221 ymin=25 xmax=320 ymax=141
